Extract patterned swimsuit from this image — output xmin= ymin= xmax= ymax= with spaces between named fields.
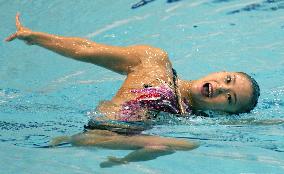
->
xmin=85 ymin=69 xmax=191 ymax=134
xmin=118 ymin=83 xmax=191 ymax=121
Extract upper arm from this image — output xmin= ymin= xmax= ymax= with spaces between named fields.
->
xmin=75 ymin=42 xmax=169 ymax=75
xmin=129 ymin=45 xmax=170 ymax=66
xmin=74 ymin=42 xmax=140 ymax=74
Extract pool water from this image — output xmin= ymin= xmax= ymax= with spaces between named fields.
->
xmin=1 ymin=0 xmax=284 ymax=173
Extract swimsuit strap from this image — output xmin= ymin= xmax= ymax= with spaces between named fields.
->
xmin=143 ymin=68 xmax=185 ymax=115
xmin=172 ymin=68 xmax=186 ymax=114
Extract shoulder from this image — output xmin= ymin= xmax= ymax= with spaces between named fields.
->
xmin=128 ymin=45 xmax=170 ymax=64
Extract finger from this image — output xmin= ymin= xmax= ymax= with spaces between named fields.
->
xmin=16 ymin=12 xmax=21 ymax=30
xmin=5 ymin=33 xmax=17 ymax=42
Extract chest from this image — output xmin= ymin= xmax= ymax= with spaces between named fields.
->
xmin=98 ymin=66 xmax=179 ymax=121
xmin=115 ymin=66 xmax=175 ymax=101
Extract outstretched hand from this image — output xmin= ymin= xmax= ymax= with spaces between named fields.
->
xmin=100 ymin=156 xmax=128 ymax=168
xmin=5 ymin=13 xmax=33 ymax=44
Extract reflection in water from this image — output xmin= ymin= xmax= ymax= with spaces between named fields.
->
xmin=131 ymin=0 xmax=156 ymax=9
xmin=226 ymin=0 xmax=284 ymax=14
xmin=131 ymin=0 xmax=284 ymax=14
xmin=1 ymin=1 xmax=284 ymax=171
xmin=220 ymin=118 xmax=284 ymax=126
xmin=131 ymin=0 xmax=183 ymax=9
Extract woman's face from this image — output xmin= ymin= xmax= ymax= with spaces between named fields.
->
xmin=189 ymin=72 xmax=253 ymax=113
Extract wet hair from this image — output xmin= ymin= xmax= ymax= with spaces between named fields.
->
xmin=236 ymin=72 xmax=260 ymax=114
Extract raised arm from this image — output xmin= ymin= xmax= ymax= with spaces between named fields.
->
xmin=5 ymin=13 xmax=147 ymax=74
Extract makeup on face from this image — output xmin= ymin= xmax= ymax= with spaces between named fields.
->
xmin=189 ymin=72 xmax=253 ymax=113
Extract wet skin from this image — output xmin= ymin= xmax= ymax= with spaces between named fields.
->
xmin=50 ymin=129 xmax=198 ymax=167
xmin=5 ymin=14 xmax=254 ymax=167
xmin=188 ymin=72 xmax=253 ymax=113
xmin=5 ymin=14 xmax=254 ymax=119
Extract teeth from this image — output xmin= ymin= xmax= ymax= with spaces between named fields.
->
xmin=209 ymin=84 xmax=212 ymax=97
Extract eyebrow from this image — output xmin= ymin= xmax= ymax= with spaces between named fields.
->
xmin=233 ymin=74 xmax=237 ymax=104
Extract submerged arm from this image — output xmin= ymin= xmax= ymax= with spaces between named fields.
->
xmin=5 ymin=13 xmax=146 ymax=74
xmin=100 ymin=146 xmax=175 ymax=168
xmin=99 ymin=134 xmax=198 ymax=168
xmin=49 ymin=130 xmax=198 ymax=168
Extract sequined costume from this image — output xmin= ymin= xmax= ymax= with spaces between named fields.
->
xmin=118 ymin=83 xmax=191 ymax=121
xmin=85 ymin=69 xmax=191 ymax=134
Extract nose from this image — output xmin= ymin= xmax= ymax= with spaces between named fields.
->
xmin=216 ymin=85 xmax=229 ymax=95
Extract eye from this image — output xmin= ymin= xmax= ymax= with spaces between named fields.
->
xmin=227 ymin=93 xmax=232 ymax=104
xmin=225 ymin=75 xmax=232 ymax=84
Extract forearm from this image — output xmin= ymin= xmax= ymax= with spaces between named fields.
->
xmin=7 ymin=14 xmax=143 ymax=74
xmin=29 ymin=31 xmax=93 ymax=59
xmin=28 ymin=31 xmax=141 ymax=74
xmin=122 ymin=147 xmax=175 ymax=162
xmin=100 ymin=147 xmax=175 ymax=168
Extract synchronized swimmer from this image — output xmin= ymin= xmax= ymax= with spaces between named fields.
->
xmin=6 ymin=13 xmax=260 ymax=167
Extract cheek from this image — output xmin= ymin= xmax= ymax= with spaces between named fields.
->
xmin=191 ymin=93 xmax=229 ymax=110
xmin=191 ymin=84 xmax=201 ymax=96
xmin=207 ymin=96 xmax=228 ymax=109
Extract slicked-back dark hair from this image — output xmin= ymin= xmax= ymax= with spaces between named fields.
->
xmin=236 ymin=72 xmax=260 ymax=114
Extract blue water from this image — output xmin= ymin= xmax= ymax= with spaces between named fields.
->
xmin=1 ymin=0 xmax=284 ymax=173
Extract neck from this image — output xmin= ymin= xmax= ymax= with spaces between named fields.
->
xmin=177 ymin=79 xmax=194 ymax=108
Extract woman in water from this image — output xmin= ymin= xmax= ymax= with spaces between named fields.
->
xmin=6 ymin=14 xmax=259 ymax=167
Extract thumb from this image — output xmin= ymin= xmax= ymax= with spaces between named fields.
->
xmin=5 ymin=33 xmax=18 ymax=42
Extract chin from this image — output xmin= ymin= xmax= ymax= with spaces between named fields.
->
xmin=189 ymin=95 xmax=209 ymax=111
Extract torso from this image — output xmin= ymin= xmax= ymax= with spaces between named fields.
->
xmin=95 ymin=47 xmax=188 ymax=122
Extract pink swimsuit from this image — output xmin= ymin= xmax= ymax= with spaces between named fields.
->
xmin=118 ymin=84 xmax=191 ymax=121
xmin=85 ymin=69 xmax=191 ymax=133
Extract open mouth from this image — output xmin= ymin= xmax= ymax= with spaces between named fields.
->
xmin=201 ymin=83 xmax=213 ymax=98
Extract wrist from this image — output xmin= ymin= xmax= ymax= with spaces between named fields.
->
xmin=24 ymin=31 xmax=36 ymax=45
